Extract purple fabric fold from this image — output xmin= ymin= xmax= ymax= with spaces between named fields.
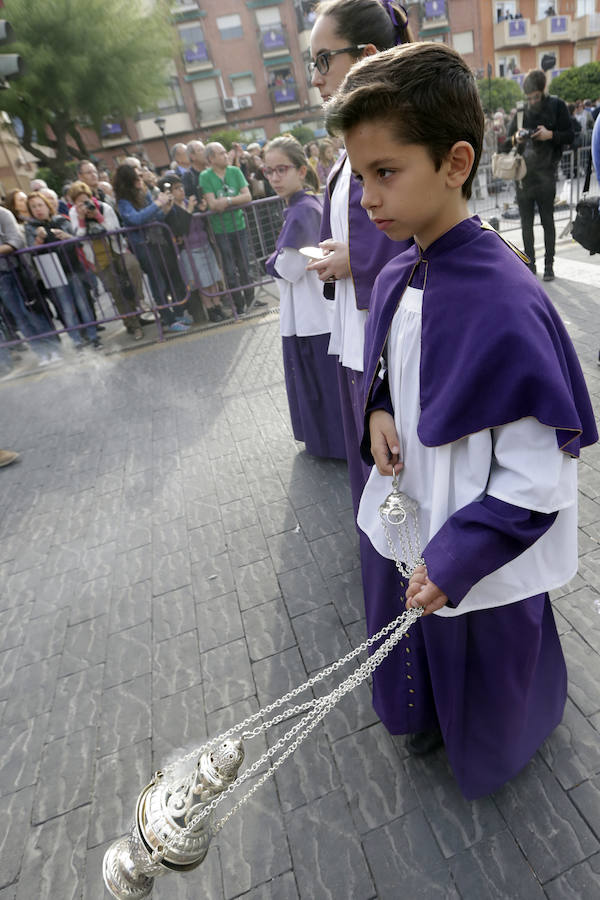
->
xmin=265 ymin=190 xmax=322 ymax=278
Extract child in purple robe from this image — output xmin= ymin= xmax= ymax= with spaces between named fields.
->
xmin=305 ymin=0 xmax=414 ymax=515
xmin=325 ymin=42 xmax=597 ymax=799
xmin=264 ymin=137 xmax=346 ymax=460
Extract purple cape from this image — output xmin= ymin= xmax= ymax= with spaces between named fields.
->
xmin=265 ymin=190 xmax=322 ymax=278
xmin=362 ymin=216 xmax=597 ymax=459
xmin=319 ymin=152 xmax=412 ymax=309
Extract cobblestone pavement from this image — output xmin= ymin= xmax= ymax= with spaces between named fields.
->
xmin=0 ymin=243 xmax=600 ymax=900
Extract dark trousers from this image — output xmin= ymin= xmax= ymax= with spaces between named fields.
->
xmin=516 ymin=176 xmax=556 ymax=270
xmin=214 ymin=229 xmax=254 ymax=312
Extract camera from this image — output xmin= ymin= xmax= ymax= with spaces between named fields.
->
xmin=84 ymin=199 xmax=96 ymax=212
xmin=517 ymin=128 xmax=536 ymax=140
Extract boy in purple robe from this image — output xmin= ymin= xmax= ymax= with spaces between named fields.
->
xmin=325 ymin=42 xmax=597 ymax=799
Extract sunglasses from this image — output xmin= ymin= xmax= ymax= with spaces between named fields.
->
xmin=309 ymin=44 xmax=367 ymax=76
xmin=263 ymin=164 xmax=296 ymax=178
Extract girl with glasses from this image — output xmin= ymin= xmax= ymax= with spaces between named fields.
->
xmin=264 ymin=137 xmax=346 ymax=460
xmin=306 ymin=0 xmax=413 ymax=519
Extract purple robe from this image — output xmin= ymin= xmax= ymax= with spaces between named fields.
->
xmin=360 ymin=216 xmax=597 ymax=799
xmin=318 ymin=153 xmax=412 ymax=515
xmin=266 ymin=191 xmax=346 ymax=460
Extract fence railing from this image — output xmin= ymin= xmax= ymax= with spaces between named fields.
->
xmin=0 ymin=195 xmax=285 ymax=364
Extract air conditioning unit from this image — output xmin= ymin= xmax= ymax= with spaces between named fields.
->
xmin=223 ymin=97 xmax=239 ymax=112
xmin=238 ymin=95 xmax=253 ymax=109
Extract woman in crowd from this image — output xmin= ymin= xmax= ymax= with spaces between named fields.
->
xmin=24 ymin=191 xmax=100 ymax=350
xmin=68 ymin=180 xmax=145 ymax=340
xmin=316 ymin=138 xmax=337 ymax=186
xmin=113 ymin=163 xmax=190 ymax=334
xmin=5 ymin=189 xmax=29 ymax=225
xmin=305 ymin=0 xmax=413 ymax=517
xmin=264 ymin=136 xmax=345 ymax=459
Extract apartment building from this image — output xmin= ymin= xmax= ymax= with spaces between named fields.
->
xmin=91 ymin=0 xmax=321 ymax=171
xmin=408 ymin=0 xmax=599 ymax=84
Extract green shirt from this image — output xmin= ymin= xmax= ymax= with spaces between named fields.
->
xmin=199 ymin=165 xmax=248 ymax=234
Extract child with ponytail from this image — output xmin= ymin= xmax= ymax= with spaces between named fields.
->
xmin=264 ymin=137 xmax=346 ymax=460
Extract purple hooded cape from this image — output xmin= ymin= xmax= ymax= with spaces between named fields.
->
xmin=362 ymin=216 xmax=597 ymax=461
xmin=265 ymin=190 xmax=323 ymax=278
xmin=319 ymin=152 xmax=412 ymax=309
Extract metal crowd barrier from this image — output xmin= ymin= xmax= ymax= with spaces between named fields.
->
xmin=0 ymin=195 xmax=286 ymax=361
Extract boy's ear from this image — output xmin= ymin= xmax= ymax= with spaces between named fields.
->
xmin=445 ymin=141 xmax=475 ymax=190
xmin=361 ymin=43 xmax=378 ymax=59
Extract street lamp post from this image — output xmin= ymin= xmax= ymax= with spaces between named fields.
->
xmin=154 ymin=116 xmax=170 ymax=162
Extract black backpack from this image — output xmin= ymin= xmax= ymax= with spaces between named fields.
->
xmin=571 ymin=153 xmax=600 ymax=255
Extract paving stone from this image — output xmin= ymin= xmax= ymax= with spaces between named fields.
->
xmin=448 ymin=828 xmax=545 ymax=899
xmin=309 ymin=531 xmax=360 ymax=580
xmin=109 ymin=580 xmax=153 ymax=634
xmin=20 ymin=607 xmax=69 ymax=666
xmin=235 ymin=871 xmax=298 ymax=900
xmin=327 ymin=571 xmax=365 ymax=625
xmin=30 ymin=569 xmax=82 ymax=619
xmin=15 ymin=805 xmax=90 ymax=900
xmin=185 ymin=493 xmax=221 ymax=530
xmin=153 ymin=584 xmax=196 ymax=642
xmin=285 ymin=789 xmax=374 ymax=900
xmin=277 ymin=562 xmax=329 ymax=620
xmin=32 ymin=726 xmax=96 ymax=824
xmin=493 ymin=756 xmax=599 ymax=883
xmin=256 ymin=498 xmax=298 ymax=539
xmin=234 ymin=557 xmax=281 ymax=611
xmin=47 ymin=664 xmax=104 ymax=742
xmin=570 ymin=773 xmax=600 ymax=839
xmin=545 ymin=851 xmax=600 ymax=899
xmin=88 ymin=740 xmax=152 ymax=849
xmin=0 ymin=604 xmax=30 ymax=654
xmin=196 ymin=591 xmax=244 ymax=653
xmin=191 ymin=553 xmax=235 ymax=603
xmin=103 ymin=621 xmax=151 ymax=688
xmin=227 ymin=524 xmax=270 ymax=568
xmin=554 ymin=587 xmax=600 ymax=654
xmin=3 ymin=655 xmax=60 ymax=725
xmin=561 ymin=630 xmax=600 ymax=716
xmin=0 ymin=787 xmax=34 ymax=889
xmin=70 ymin=575 xmax=113 ymax=626
xmin=221 ymin=497 xmax=260 ymax=535
xmin=152 ymin=684 xmax=209 ymax=771
xmin=273 ymin=725 xmax=340 ymax=813
xmin=152 ymin=516 xmax=189 ymax=557
xmin=363 ymin=809 xmax=459 ymax=899
xmin=112 ymin=544 xmax=153 ymax=589
xmin=252 ymin=646 xmax=307 ymax=708
xmin=267 ymin=529 xmax=314 ymax=575
xmin=97 ymin=674 xmax=152 ymax=757
xmin=0 ymin=714 xmax=47 ymax=797
xmin=202 ymin=638 xmax=254 ymax=713
xmin=188 ymin=520 xmax=228 ymax=564
xmin=539 ymin=698 xmax=600 ymax=790
xmin=152 ymin=548 xmax=192 ymax=597
xmin=292 ymin=604 xmax=351 ymax=673
xmin=406 ymin=750 xmax=505 ymax=858
xmin=217 ymin=777 xmax=290 ymax=899
xmin=316 ymin=678 xmax=379 ymax=743
xmin=153 ymin=629 xmax=202 ymax=699
xmin=242 ymin=597 xmax=296 ymax=661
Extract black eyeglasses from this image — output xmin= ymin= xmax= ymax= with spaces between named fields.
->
xmin=309 ymin=44 xmax=367 ymax=76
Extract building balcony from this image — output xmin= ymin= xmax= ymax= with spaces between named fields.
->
xmin=536 ymin=14 xmax=572 ymax=43
xmin=420 ymin=0 xmax=448 ymax=32
xmin=100 ymin=120 xmax=129 ymax=148
xmin=136 ymin=111 xmax=193 ymax=141
xmin=182 ymin=40 xmax=213 ymax=74
xmin=575 ymin=12 xmax=600 ymax=41
xmin=259 ymin=24 xmax=289 ymax=58
xmin=294 ymin=1 xmax=316 ymax=34
xmin=493 ymin=17 xmax=531 ymax=49
xmin=171 ymin=0 xmax=203 ymax=22
xmin=269 ymin=82 xmax=300 ymax=111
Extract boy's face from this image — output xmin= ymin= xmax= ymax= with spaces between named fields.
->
xmin=345 ymin=120 xmax=456 ymax=250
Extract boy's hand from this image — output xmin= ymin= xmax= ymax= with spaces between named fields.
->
xmin=305 ymin=240 xmax=351 ymax=281
xmin=369 ymin=409 xmax=402 ymax=476
xmin=405 ymin=565 xmax=448 ymax=616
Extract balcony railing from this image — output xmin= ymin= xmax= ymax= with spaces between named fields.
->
xmin=536 ymin=14 xmax=572 ymax=43
xmin=182 ymin=39 xmax=213 ymax=72
xmin=269 ymin=83 xmax=300 ymax=109
xmin=575 ymin=12 xmax=600 ymax=40
xmin=420 ymin=0 xmax=448 ymax=29
xmin=259 ymin=24 xmax=289 ymax=57
xmin=493 ymin=17 xmax=531 ymax=49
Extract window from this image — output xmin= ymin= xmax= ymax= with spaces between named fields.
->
xmin=217 ymin=14 xmax=243 ymax=40
xmin=192 ymin=78 xmax=223 ymax=123
xmin=577 ymin=0 xmax=595 ymax=16
xmin=576 ymin=45 xmax=593 ymax=65
xmin=495 ymin=2 xmax=517 ymax=22
xmin=497 ymin=53 xmax=520 ymax=77
xmin=179 ymin=23 xmax=209 ymax=67
xmin=232 ymin=75 xmax=256 ymax=97
xmin=268 ymin=66 xmax=297 ymax=104
xmin=453 ymin=31 xmax=474 ymax=54
xmin=156 ymin=78 xmax=185 ymax=114
xmin=256 ymin=8 xmax=281 ymax=26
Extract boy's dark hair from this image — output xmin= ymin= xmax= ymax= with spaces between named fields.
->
xmin=157 ymin=175 xmax=182 ymax=192
xmin=522 ymin=69 xmax=546 ymax=95
xmin=325 ymin=42 xmax=484 ymax=199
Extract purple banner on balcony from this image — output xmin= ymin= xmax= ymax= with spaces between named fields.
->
xmin=262 ymin=29 xmax=286 ymax=50
xmin=184 ymin=41 xmax=209 ymax=63
xmin=274 ymin=86 xmax=296 ymax=103
xmin=550 ymin=16 xmax=567 ymax=33
xmin=508 ymin=19 xmax=526 ymax=37
xmin=101 ymin=122 xmax=123 ymax=136
xmin=424 ymin=0 xmax=445 ymax=17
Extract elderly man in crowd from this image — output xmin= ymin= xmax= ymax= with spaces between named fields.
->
xmin=200 ymin=142 xmax=266 ymax=315
xmin=183 ymin=140 xmax=206 ymax=202
xmin=170 ymin=143 xmax=189 ymax=178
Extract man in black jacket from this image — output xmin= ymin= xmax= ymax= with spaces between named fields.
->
xmin=506 ymin=69 xmax=573 ymax=281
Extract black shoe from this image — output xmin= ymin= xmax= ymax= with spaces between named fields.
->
xmin=407 ymin=728 xmax=443 ymax=756
xmin=250 ymin=298 xmax=268 ymax=308
xmin=207 ymin=308 xmax=219 ymax=322
xmin=96 ymin=324 xmax=106 ymax=332
xmin=543 ymin=267 xmax=554 ymax=282
xmin=92 ymin=338 xmax=103 ymax=350
xmin=213 ymin=306 xmax=228 ymax=321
